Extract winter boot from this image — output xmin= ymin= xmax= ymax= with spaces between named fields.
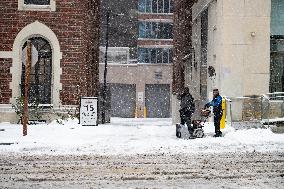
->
xmin=213 ymin=131 xmax=222 ymax=137
xmin=188 ymin=132 xmax=196 ymax=139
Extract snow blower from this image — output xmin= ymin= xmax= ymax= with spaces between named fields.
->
xmin=176 ymin=109 xmax=211 ymax=139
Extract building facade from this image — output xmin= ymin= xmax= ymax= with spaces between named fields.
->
xmin=172 ymin=0 xmax=195 ymax=124
xmin=0 ymin=0 xmax=100 ymax=123
xmin=172 ymin=0 xmax=284 ymax=122
xmin=100 ymin=0 xmax=174 ymax=118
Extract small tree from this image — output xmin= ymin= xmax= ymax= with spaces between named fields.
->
xmin=12 ymin=96 xmax=43 ymax=124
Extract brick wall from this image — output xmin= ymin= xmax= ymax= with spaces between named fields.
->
xmin=172 ymin=0 xmax=194 ymax=94
xmin=0 ymin=0 xmax=100 ymax=105
xmin=0 ymin=58 xmax=12 ymax=104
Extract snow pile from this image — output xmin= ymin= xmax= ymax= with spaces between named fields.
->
xmin=0 ymin=118 xmax=283 ymax=155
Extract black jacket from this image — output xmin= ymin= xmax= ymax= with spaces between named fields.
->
xmin=179 ymin=93 xmax=195 ymax=115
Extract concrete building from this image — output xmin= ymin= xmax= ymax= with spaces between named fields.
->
xmin=172 ymin=0 xmax=284 ymax=122
xmin=100 ymin=0 xmax=174 ymax=118
xmin=0 ymin=0 xmax=100 ymax=123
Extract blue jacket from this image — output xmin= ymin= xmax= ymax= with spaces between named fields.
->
xmin=205 ymin=95 xmax=222 ymax=117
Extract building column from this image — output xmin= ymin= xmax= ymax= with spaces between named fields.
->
xmin=136 ymin=82 xmax=145 ymax=118
xmin=172 ymin=94 xmax=180 ymax=124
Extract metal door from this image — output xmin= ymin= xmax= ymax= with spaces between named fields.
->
xmin=145 ymin=84 xmax=170 ymax=118
xmin=110 ymin=84 xmax=136 ymax=118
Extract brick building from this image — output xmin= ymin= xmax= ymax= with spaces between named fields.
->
xmin=0 ymin=0 xmax=100 ymax=122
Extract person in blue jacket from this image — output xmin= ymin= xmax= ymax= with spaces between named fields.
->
xmin=205 ymin=89 xmax=223 ymax=137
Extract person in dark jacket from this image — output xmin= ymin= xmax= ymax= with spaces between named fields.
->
xmin=205 ymin=89 xmax=223 ymax=137
xmin=179 ymin=87 xmax=195 ymax=137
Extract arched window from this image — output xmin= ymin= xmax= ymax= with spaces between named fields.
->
xmin=21 ymin=37 xmax=52 ymax=104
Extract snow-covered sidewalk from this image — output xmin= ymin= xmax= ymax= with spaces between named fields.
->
xmin=0 ymin=118 xmax=284 ymax=155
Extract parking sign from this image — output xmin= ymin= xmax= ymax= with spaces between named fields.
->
xmin=80 ymin=97 xmax=98 ymax=126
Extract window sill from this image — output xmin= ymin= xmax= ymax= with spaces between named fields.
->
xmin=137 ymin=63 xmax=173 ymax=65
xmin=138 ymin=12 xmax=174 ymax=15
xmin=138 ymin=38 xmax=173 ymax=41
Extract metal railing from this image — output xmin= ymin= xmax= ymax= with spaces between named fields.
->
xmin=224 ymin=92 xmax=284 ymax=129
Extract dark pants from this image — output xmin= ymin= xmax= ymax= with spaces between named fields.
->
xmin=214 ymin=116 xmax=222 ymax=136
xmin=180 ymin=110 xmax=193 ymax=134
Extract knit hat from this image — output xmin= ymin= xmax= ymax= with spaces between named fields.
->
xmin=213 ymin=89 xmax=219 ymax=92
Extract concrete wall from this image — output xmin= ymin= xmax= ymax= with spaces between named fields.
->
xmin=188 ymin=0 xmax=271 ymax=120
xmin=192 ymin=0 xmax=271 ymax=98
xmin=219 ymin=0 xmax=271 ymax=97
xmin=99 ymin=63 xmax=172 ymax=117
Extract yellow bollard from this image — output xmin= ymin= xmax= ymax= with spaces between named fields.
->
xmin=134 ymin=107 xmax=138 ymax=118
xmin=220 ymin=98 xmax=226 ymax=129
xmin=144 ymin=106 xmax=147 ymax=118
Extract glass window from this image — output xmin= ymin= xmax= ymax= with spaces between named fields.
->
xmin=146 ymin=0 xmax=152 ymax=13
xmin=152 ymin=0 xmax=158 ymax=13
xmin=145 ymin=49 xmax=151 ymax=63
xmin=150 ymin=49 xmax=157 ymax=63
xmin=139 ymin=22 xmax=146 ymax=38
xmin=138 ymin=0 xmax=146 ymax=12
xmin=170 ymin=0 xmax=174 ymax=13
xmin=139 ymin=0 xmax=173 ymax=13
xmin=156 ymin=49 xmax=163 ymax=63
xmin=161 ymin=23 xmax=165 ymax=38
xmin=24 ymin=0 xmax=50 ymax=5
xmin=162 ymin=49 xmax=169 ymax=63
xmin=139 ymin=21 xmax=173 ymax=39
xmin=145 ymin=22 xmax=152 ymax=38
xmin=159 ymin=23 xmax=163 ymax=38
xmin=271 ymin=0 xmax=284 ymax=35
xmin=164 ymin=0 xmax=170 ymax=13
xmin=270 ymin=50 xmax=284 ymax=92
xmin=138 ymin=48 xmax=146 ymax=63
xmin=138 ymin=48 xmax=173 ymax=64
xmin=152 ymin=22 xmax=158 ymax=38
xmin=158 ymin=0 xmax=164 ymax=13
xmin=21 ymin=37 xmax=52 ymax=104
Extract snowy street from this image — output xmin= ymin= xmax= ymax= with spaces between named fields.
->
xmin=0 ymin=118 xmax=284 ymax=188
xmin=1 ymin=152 xmax=283 ymax=188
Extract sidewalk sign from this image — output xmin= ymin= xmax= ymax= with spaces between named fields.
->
xmin=79 ymin=97 xmax=98 ymax=126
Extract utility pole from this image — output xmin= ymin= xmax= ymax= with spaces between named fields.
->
xmin=102 ymin=11 xmax=110 ymax=124
xmin=23 ymin=40 xmax=32 ymax=136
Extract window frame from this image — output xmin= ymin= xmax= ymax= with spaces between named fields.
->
xmin=138 ymin=47 xmax=173 ymax=64
xmin=138 ymin=21 xmax=173 ymax=39
xmin=18 ymin=0 xmax=56 ymax=11
xmin=138 ymin=0 xmax=173 ymax=14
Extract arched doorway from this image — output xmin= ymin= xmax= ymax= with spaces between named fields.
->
xmin=21 ymin=37 xmax=52 ymax=104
